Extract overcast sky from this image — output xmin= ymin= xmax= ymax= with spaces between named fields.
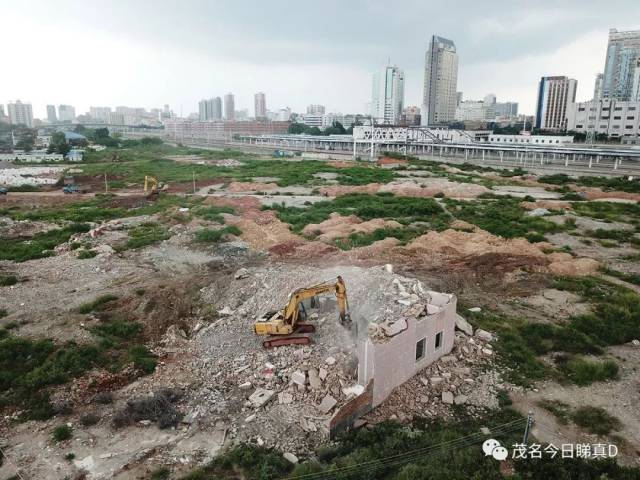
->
xmin=3 ymin=0 xmax=640 ymax=119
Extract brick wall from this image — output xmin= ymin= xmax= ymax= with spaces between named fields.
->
xmin=329 ymin=380 xmax=374 ymax=439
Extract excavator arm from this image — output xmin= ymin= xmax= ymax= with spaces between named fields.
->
xmin=283 ymin=275 xmax=349 ymax=328
xmin=254 ymin=276 xmax=350 ymax=348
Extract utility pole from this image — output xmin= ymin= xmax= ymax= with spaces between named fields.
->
xmin=104 ymin=172 xmax=108 ymax=193
xmin=523 ymin=411 xmax=534 ymax=444
xmin=192 ymin=170 xmax=196 ymax=195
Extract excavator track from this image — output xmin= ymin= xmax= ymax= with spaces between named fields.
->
xmin=263 ymin=333 xmax=313 ymax=348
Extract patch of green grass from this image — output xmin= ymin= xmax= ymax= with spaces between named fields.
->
xmin=77 ymin=249 xmax=97 ymax=259
xmin=150 ymin=467 xmax=171 ymax=480
xmin=91 ymin=319 xmax=142 ymax=345
xmin=194 ymin=205 xmax=235 ymax=223
xmin=0 ymin=223 xmax=90 ymax=262
xmin=194 ymin=225 xmax=242 ymax=243
xmin=0 ymin=309 xmax=7 ymax=320
xmin=127 ymin=345 xmax=157 ymax=374
xmin=556 ymin=355 xmax=619 ymax=386
xmin=571 ymin=406 xmax=622 ymax=435
xmin=0 ymin=274 xmax=18 ymax=286
xmin=119 ymin=223 xmax=171 ymax=251
xmin=553 ymin=276 xmax=640 ymax=347
xmin=334 ymin=227 xmax=426 ymax=250
xmin=537 ymin=399 xmax=571 ymax=424
xmin=64 ymin=452 xmax=76 ymax=461
xmin=573 ymin=201 xmax=640 ymax=222
xmin=603 ymin=268 xmax=640 ymax=286
xmin=444 ymin=197 xmax=562 ymax=240
xmin=78 ymin=294 xmax=118 ymax=314
xmin=539 ymin=174 xmax=640 ymax=193
xmin=52 ymin=425 xmax=72 ymax=442
xmin=271 ymin=193 xmax=449 ymax=233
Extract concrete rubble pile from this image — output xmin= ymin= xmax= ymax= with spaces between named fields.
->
xmin=156 ymin=264 xmax=503 ymax=455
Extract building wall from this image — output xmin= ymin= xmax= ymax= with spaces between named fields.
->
xmin=164 ymin=119 xmax=290 ymax=142
xmin=566 ymin=98 xmax=640 ymax=140
xmin=488 ymin=134 xmax=574 ymax=145
xmin=357 ymin=292 xmax=456 ymax=407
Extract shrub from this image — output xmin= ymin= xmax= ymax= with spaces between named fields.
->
xmin=64 ymin=453 xmax=75 ymax=461
xmin=128 ymin=345 xmax=157 ymax=374
xmin=0 ymin=274 xmax=18 ymax=287
xmin=77 ymin=249 xmax=97 ymax=259
xmin=93 ymin=391 xmax=114 ymax=404
xmin=571 ymin=406 xmax=621 ymax=435
xmin=80 ymin=413 xmax=100 ymax=426
xmin=52 ymin=425 xmax=73 ymax=442
xmin=150 ymin=467 xmax=171 ymax=480
xmin=113 ymin=388 xmax=182 ymax=429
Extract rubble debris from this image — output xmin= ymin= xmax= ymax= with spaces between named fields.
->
xmin=283 ymin=452 xmax=299 ymax=464
xmin=442 ymin=391 xmax=454 ymax=404
xmin=468 ymin=307 xmax=482 ymax=313
xmin=234 ymin=268 xmax=250 ymax=279
xmin=476 ymin=330 xmax=493 ymax=342
xmin=318 ymin=395 xmax=338 ymax=414
xmin=249 ymin=389 xmax=275 ymax=408
xmin=455 ymin=314 xmax=473 ymax=336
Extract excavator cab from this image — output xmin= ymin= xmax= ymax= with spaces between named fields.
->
xmin=254 ymin=276 xmax=351 ymax=348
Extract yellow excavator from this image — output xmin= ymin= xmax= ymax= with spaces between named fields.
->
xmin=254 ymin=276 xmax=351 ymax=348
xmin=144 ymin=175 xmax=159 ymax=198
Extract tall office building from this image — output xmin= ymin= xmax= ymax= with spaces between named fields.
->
xmin=46 ymin=105 xmax=57 ymax=123
xmin=254 ymin=92 xmax=267 ymax=120
xmin=224 ymin=93 xmax=235 ymax=121
xmin=593 ymin=73 xmax=604 ymax=100
xmin=58 ymin=104 xmax=76 ymax=122
xmin=371 ymin=65 xmax=405 ymax=124
xmin=89 ymin=106 xmax=111 ymax=122
xmin=421 ymin=35 xmax=459 ymax=125
xmin=534 ymin=76 xmax=577 ymax=131
xmin=495 ymin=102 xmax=519 ymax=118
xmin=0 ymin=105 xmax=6 ymax=123
xmin=7 ymin=100 xmax=33 ymax=127
xmin=307 ymin=104 xmax=325 ymax=115
xmin=212 ymin=97 xmax=222 ymax=120
xmin=632 ymin=58 xmax=640 ymax=101
xmin=602 ymin=28 xmax=640 ymax=100
xmin=483 ymin=93 xmax=497 ymax=120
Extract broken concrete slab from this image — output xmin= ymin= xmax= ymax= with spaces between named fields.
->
xmin=291 ymin=370 xmax=306 ymax=386
xmin=238 ymin=382 xmax=252 ymax=390
xmin=468 ymin=307 xmax=482 ymax=313
xmin=441 ymin=391 xmax=454 ymax=404
xmin=454 ymin=394 xmax=468 ymax=405
xmin=308 ymin=369 xmax=322 ymax=390
xmin=318 ymin=367 xmax=328 ymax=381
xmin=234 ymin=268 xmax=250 ymax=279
xmin=245 ymin=414 xmax=256 ymax=423
xmin=283 ymin=452 xmax=299 ymax=464
xmin=249 ymin=389 xmax=275 ymax=408
xmin=475 ymin=329 xmax=493 ymax=342
xmin=380 ymin=318 xmax=408 ymax=337
xmin=455 ymin=314 xmax=473 ymax=336
xmin=325 ymin=356 xmax=336 ymax=366
xmin=318 ymin=395 xmax=338 ymax=413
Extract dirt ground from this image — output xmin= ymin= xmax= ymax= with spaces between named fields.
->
xmin=2 ymin=159 xmax=640 ymax=478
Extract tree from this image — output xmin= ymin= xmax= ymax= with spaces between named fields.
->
xmin=323 ymin=121 xmax=346 ymax=135
xmin=288 ymin=123 xmax=306 ymax=134
xmin=47 ymin=132 xmax=70 ymax=155
xmin=16 ymin=136 xmax=34 ymax=152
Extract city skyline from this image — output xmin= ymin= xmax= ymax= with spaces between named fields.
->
xmin=4 ymin=0 xmax=640 ymax=119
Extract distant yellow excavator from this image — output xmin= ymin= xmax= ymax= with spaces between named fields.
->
xmin=254 ymin=276 xmax=350 ymax=348
xmin=144 ymin=175 xmax=159 ymax=198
